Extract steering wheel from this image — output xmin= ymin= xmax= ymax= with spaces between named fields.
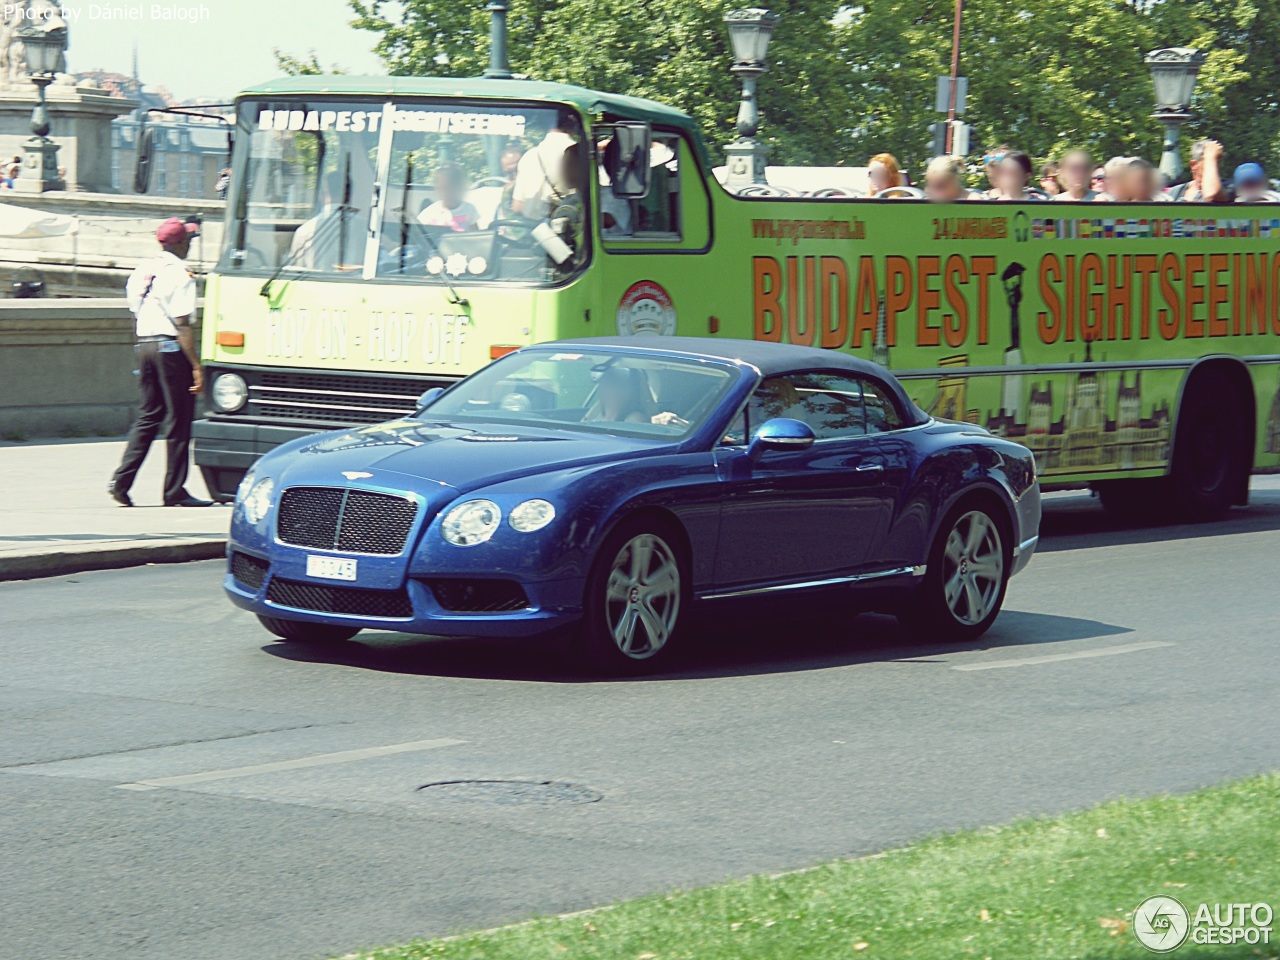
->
xmin=472 ymin=176 xmax=509 ymax=190
xmin=875 ymin=186 xmax=925 ymax=200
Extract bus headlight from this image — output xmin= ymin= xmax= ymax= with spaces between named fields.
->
xmin=212 ymin=373 xmax=248 ymax=413
xmin=242 ymin=477 xmax=275 ymax=524
xmin=442 ymin=499 xmax=501 ymax=546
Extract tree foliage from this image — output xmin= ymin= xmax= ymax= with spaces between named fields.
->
xmin=332 ymin=0 xmax=1280 ymax=176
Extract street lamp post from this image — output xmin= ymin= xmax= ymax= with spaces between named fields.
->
xmin=1145 ymin=46 xmax=1206 ymax=184
xmin=18 ymin=23 xmax=67 ymax=192
xmin=722 ymin=7 xmax=780 ymax=190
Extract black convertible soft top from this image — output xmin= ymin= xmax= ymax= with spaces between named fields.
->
xmin=542 ymin=336 xmax=931 ymax=426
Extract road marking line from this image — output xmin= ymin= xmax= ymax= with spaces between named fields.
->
xmin=952 ymin=640 xmax=1173 ymax=672
xmin=115 ymin=738 xmax=467 ymax=791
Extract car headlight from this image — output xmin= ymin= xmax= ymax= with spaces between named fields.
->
xmin=441 ymin=499 xmax=501 ymax=546
xmin=241 ymin=477 xmax=275 ymax=524
xmin=509 ymin=499 xmax=555 ymax=533
xmin=235 ymin=469 xmax=256 ymax=503
xmin=211 ymin=373 xmax=248 ymax=413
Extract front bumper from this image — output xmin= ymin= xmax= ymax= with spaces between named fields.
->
xmin=224 ymin=545 xmax=585 ymax=639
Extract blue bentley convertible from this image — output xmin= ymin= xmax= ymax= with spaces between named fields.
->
xmin=225 ymin=338 xmax=1041 ymax=673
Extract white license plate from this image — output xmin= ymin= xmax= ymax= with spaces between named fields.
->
xmin=305 ymin=555 xmax=358 ymax=581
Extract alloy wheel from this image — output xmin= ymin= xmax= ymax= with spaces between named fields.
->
xmin=603 ymin=533 xmax=681 ymax=659
xmin=941 ymin=511 xmax=1004 ymax=626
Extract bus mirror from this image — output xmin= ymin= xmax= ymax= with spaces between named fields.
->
xmin=134 ymin=123 xmax=155 ymax=194
xmin=607 ymin=122 xmax=651 ymax=199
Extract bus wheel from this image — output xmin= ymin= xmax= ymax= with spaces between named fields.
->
xmin=258 ymin=616 xmax=360 ymax=644
xmin=1169 ymin=368 xmax=1247 ymax=522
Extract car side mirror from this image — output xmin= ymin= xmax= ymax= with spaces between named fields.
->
xmin=416 ymin=386 xmax=444 ymax=411
xmin=748 ymin=417 xmax=815 ymax=461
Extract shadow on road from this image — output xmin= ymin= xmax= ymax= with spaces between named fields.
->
xmin=261 ymin=607 xmax=1130 ymax=684
xmin=1037 ymin=485 xmax=1280 ymax=553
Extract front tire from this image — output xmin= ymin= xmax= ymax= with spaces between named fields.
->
xmin=258 ymin=615 xmax=360 ymax=644
xmin=900 ymin=502 xmax=1009 ymax=643
xmin=578 ymin=519 xmax=687 ymax=675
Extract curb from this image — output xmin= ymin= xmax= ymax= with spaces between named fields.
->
xmin=0 ymin=538 xmax=227 ymax=582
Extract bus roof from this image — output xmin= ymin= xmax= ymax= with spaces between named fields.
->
xmin=238 ymin=75 xmax=700 ymax=136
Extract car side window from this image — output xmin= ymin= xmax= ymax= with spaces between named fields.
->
xmin=748 ymin=373 xmax=867 ymax=441
xmin=862 ymin=380 xmax=905 ymax=434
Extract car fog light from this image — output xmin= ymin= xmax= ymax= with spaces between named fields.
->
xmin=509 ymin=499 xmax=555 ymax=533
xmin=212 ymin=373 xmax=248 ymax=413
xmin=442 ymin=499 xmax=501 ymax=546
xmin=242 ymin=477 xmax=275 ymax=524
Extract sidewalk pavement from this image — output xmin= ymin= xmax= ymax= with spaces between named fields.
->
xmin=0 ymin=439 xmax=230 ymax=581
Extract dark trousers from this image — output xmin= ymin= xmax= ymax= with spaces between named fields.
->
xmin=112 ymin=342 xmax=194 ymax=504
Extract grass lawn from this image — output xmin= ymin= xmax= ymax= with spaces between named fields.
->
xmin=344 ymin=773 xmax=1279 ymax=960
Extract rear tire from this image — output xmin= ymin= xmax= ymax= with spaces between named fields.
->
xmin=899 ymin=501 xmax=1009 ymax=643
xmin=1168 ymin=368 xmax=1247 ymax=522
xmin=258 ymin=615 xmax=360 ymax=644
xmin=577 ymin=518 xmax=688 ymax=675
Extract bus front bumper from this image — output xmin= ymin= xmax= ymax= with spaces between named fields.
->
xmin=194 ymin=418 xmax=319 ymax=501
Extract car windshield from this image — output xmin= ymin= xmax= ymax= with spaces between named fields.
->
xmin=422 ymin=349 xmax=738 ymax=439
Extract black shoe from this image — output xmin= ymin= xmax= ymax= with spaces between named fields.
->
xmin=107 ymin=481 xmax=133 ymax=507
xmin=165 ymin=496 xmax=213 ymax=507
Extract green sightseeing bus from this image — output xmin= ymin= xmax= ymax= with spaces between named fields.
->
xmin=175 ymin=71 xmax=1280 ymax=521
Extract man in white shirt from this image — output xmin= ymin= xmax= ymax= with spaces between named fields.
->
xmin=108 ymin=218 xmax=211 ymax=507
xmin=417 ymin=164 xmax=480 ymax=231
xmin=511 ymin=113 xmax=578 ymax=220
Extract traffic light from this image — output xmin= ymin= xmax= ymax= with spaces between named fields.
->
xmin=928 ymin=122 xmax=946 ymax=159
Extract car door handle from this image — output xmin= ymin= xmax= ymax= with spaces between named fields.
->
xmin=855 ymin=462 xmax=884 ymax=473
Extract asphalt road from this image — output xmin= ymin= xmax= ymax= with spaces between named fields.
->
xmin=4 ymin=483 xmax=1280 ymax=960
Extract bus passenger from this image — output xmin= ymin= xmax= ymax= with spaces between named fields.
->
xmin=980 ymin=145 xmax=1013 ymax=198
xmin=990 ymin=152 xmax=1043 ymax=201
xmin=1170 ymin=139 xmax=1229 ymax=202
xmin=1232 ymin=163 xmax=1278 ymax=202
xmin=289 ymin=171 xmax=365 ymax=272
xmin=512 ymin=110 xmax=577 ymax=220
xmin=923 ymin=155 xmax=980 ymax=201
xmin=419 ymin=163 xmax=480 ymax=232
xmin=1053 ymin=150 xmax=1097 ymax=202
xmin=867 ymin=152 xmax=904 ymax=196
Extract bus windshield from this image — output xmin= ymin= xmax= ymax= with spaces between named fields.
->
xmin=222 ymin=99 xmax=589 ymax=286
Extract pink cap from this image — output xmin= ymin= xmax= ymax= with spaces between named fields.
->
xmin=156 ymin=217 xmax=199 ymax=246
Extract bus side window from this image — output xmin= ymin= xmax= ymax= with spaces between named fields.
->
xmin=600 ymin=133 xmax=681 ymax=243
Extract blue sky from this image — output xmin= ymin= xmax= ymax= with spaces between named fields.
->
xmin=64 ymin=0 xmax=392 ymax=102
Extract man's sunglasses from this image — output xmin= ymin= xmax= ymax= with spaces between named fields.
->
xmin=984 ymin=153 xmax=1006 ymax=165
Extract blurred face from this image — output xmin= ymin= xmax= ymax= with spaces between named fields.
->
xmin=983 ymin=151 xmax=1006 ymax=185
xmin=868 ymin=161 xmax=892 ymax=192
xmin=1062 ymin=156 xmax=1092 ymax=191
xmin=925 ymin=170 xmax=963 ymax=201
xmin=1039 ymin=172 xmax=1061 ymax=195
xmin=994 ymin=158 xmax=1029 ymax=195
xmin=1092 ymin=167 xmax=1107 ymax=192
xmin=435 ymin=170 xmax=464 ymax=208
xmin=1237 ymin=177 xmax=1267 ymax=200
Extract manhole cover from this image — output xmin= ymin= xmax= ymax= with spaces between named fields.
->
xmin=417 ymin=780 xmax=603 ymax=806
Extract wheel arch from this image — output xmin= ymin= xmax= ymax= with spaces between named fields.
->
xmin=933 ymin=481 xmax=1018 ymax=562
xmin=1172 ymin=355 xmax=1256 ymax=505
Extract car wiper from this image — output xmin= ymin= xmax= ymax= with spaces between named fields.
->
xmin=416 ymin=224 xmax=468 ymax=307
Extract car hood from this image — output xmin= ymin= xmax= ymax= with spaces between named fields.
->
xmin=272 ymin=417 xmax=673 ymax=493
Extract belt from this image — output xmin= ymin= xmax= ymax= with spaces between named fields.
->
xmin=136 ymin=335 xmax=178 ymax=343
